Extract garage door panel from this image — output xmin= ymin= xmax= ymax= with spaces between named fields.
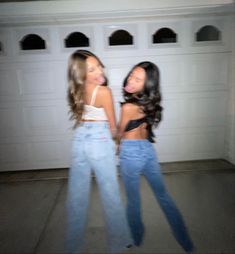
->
xmin=0 ymin=62 xmax=68 ymax=101
xmin=0 ymin=69 xmax=19 ymax=96
xmin=160 ymin=91 xmax=227 ymax=132
xmin=186 ymin=54 xmax=228 ymax=87
xmin=0 ymin=143 xmax=28 ymax=165
xmin=21 ymin=100 xmax=69 ymax=136
xmin=17 ymin=68 xmax=54 ymax=95
xmin=158 ymin=59 xmax=184 ymax=88
xmin=156 ymin=129 xmax=224 ymax=162
xmin=23 ymin=105 xmax=58 ymax=134
xmin=0 ymin=105 xmax=25 ymax=138
xmin=0 ymin=139 xmax=70 ymax=171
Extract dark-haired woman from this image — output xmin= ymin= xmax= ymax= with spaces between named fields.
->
xmin=118 ymin=61 xmax=194 ymax=253
xmin=66 ymin=50 xmax=132 ymax=254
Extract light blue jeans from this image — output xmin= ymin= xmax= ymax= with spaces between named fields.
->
xmin=119 ymin=139 xmax=194 ymax=253
xmin=66 ymin=122 xmax=132 ymax=254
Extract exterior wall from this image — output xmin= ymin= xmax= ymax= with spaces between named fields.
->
xmin=0 ymin=1 xmax=234 ymax=171
xmin=226 ymin=13 xmax=235 ymax=165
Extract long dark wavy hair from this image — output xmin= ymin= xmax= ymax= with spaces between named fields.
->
xmin=123 ymin=61 xmax=163 ymax=128
xmin=67 ymin=50 xmax=107 ymax=128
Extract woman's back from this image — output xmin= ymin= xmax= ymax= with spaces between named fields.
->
xmin=83 ymin=84 xmax=117 ymax=134
xmin=120 ymin=103 xmax=148 ymax=140
xmin=84 ymin=84 xmax=103 ymax=108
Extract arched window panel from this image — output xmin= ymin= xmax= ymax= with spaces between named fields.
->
xmin=153 ymin=28 xmax=177 ymax=44
xmin=64 ymin=32 xmax=90 ymax=48
xmin=20 ymin=34 xmax=46 ymax=50
xmin=196 ymin=25 xmax=221 ymax=42
xmin=109 ymin=30 xmax=133 ymax=46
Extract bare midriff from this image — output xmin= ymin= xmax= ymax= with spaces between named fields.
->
xmin=123 ymin=123 xmax=148 ymax=140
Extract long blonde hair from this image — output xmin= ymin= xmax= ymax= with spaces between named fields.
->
xmin=67 ymin=50 xmax=105 ymax=128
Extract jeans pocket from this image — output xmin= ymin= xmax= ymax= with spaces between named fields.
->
xmin=120 ymin=147 xmax=141 ymax=161
xmin=87 ymin=140 xmax=114 ymax=160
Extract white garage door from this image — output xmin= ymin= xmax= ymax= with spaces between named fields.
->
xmin=0 ymin=14 xmax=233 ymax=171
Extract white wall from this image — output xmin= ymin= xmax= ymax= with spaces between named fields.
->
xmin=0 ymin=0 xmax=234 ymax=16
xmin=0 ymin=1 xmax=234 ymax=171
xmin=226 ymin=13 xmax=235 ymax=165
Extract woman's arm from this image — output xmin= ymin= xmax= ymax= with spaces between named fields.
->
xmin=99 ymin=86 xmax=117 ymax=137
xmin=117 ymin=103 xmax=133 ymax=143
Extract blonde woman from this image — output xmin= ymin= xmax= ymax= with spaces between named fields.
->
xmin=66 ymin=50 xmax=132 ymax=254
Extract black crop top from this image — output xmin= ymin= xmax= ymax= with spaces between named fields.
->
xmin=124 ymin=117 xmax=155 ymax=143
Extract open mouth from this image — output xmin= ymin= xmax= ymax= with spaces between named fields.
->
xmin=96 ymin=75 xmax=105 ymax=84
xmin=124 ymin=84 xmax=134 ymax=93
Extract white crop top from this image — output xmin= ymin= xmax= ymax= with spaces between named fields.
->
xmin=82 ymin=85 xmax=108 ymax=121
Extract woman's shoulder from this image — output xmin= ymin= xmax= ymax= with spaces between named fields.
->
xmin=97 ymin=85 xmax=112 ymax=97
xmin=121 ymin=102 xmax=138 ymax=108
xmin=121 ymin=102 xmax=134 ymax=107
xmin=121 ymin=102 xmax=140 ymax=113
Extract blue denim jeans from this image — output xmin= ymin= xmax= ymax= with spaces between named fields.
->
xmin=66 ymin=122 xmax=132 ymax=254
xmin=119 ymin=139 xmax=194 ymax=253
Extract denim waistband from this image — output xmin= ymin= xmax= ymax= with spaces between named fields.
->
xmin=120 ymin=139 xmax=152 ymax=147
xmin=121 ymin=139 xmax=149 ymax=143
xmin=120 ymin=139 xmax=155 ymax=159
xmin=74 ymin=121 xmax=111 ymax=140
xmin=79 ymin=121 xmax=109 ymax=129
